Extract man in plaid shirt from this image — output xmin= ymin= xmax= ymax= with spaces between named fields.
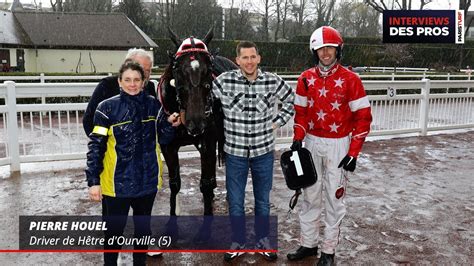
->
xmin=213 ymin=41 xmax=294 ymax=262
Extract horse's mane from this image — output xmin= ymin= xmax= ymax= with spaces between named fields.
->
xmin=161 ymin=64 xmax=173 ymax=82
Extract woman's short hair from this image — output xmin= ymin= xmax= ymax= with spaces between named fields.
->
xmin=119 ymin=60 xmax=145 ymax=80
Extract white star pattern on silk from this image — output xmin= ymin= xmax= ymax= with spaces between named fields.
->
xmin=316 ymin=110 xmax=327 ymax=121
xmin=334 ymin=78 xmax=344 ymax=88
xmin=308 ymin=98 xmax=314 ymax=108
xmin=307 ymin=77 xmax=316 ymax=86
xmin=319 ymin=87 xmax=328 ymax=97
xmin=308 ymin=120 xmax=314 ymax=129
xmin=331 ymin=100 xmax=341 ymax=110
xmin=329 ymin=122 xmax=340 ymax=133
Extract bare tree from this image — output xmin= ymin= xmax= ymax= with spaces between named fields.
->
xmin=31 ymin=0 xmax=38 ymax=9
xmin=50 ymin=0 xmax=114 ymax=12
xmin=165 ymin=0 xmax=177 ymax=28
xmin=460 ymin=0 xmax=472 ymax=36
xmin=418 ymin=0 xmax=433 ymax=10
xmin=271 ymin=0 xmax=292 ymax=41
xmin=292 ymin=0 xmax=311 ymax=36
xmin=166 ymin=0 xmax=222 ymax=38
xmin=249 ymin=0 xmax=274 ymax=41
xmin=140 ymin=0 xmax=177 ymax=38
xmin=311 ymin=0 xmax=337 ymax=28
xmin=281 ymin=0 xmax=290 ymax=39
xmin=50 ymin=0 xmax=63 ymax=11
xmin=227 ymin=0 xmax=235 ymax=39
xmin=63 ymin=0 xmax=81 ymax=12
xmin=365 ymin=0 xmax=434 ymax=12
xmin=334 ymin=0 xmax=380 ymax=37
xmin=151 ymin=0 xmax=177 ymax=33
xmin=116 ymin=0 xmax=147 ymax=30
xmin=225 ymin=0 xmax=256 ymax=40
xmin=225 ymin=0 xmax=252 ymax=40
xmin=274 ymin=0 xmax=282 ymax=41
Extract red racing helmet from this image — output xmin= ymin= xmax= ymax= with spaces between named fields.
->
xmin=309 ymin=26 xmax=343 ymax=60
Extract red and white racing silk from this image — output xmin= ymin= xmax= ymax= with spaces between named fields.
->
xmin=293 ymin=64 xmax=372 ymax=157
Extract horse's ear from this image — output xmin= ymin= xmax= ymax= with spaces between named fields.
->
xmin=203 ymin=24 xmax=214 ymax=46
xmin=167 ymin=50 xmax=175 ymax=61
xmin=168 ymin=27 xmax=181 ymax=48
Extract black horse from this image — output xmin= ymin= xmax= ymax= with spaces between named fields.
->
xmin=159 ymin=27 xmax=237 ymax=216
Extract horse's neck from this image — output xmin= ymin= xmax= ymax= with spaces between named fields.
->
xmin=160 ymin=78 xmax=179 ymax=114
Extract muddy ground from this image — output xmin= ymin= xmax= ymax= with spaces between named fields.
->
xmin=0 ymin=131 xmax=473 ymax=265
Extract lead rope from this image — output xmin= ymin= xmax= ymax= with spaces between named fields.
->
xmin=287 ymin=188 xmax=302 ymax=219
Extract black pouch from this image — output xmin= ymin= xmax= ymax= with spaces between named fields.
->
xmin=280 ymin=148 xmax=317 ymax=210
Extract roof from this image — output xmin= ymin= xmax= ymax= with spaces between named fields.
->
xmin=0 ymin=11 xmax=157 ymax=49
xmin=0 ymin=10 xmax=32 ymax=45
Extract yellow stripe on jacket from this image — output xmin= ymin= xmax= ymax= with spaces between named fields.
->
xmin=99 ymin=119 xmax=163 ymax=196
xmin=100 ymin=123 xmax=119 ymax=197
xmin=92 ymin=126 xmax=108 ymax=136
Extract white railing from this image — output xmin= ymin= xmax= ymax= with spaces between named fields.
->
xmin=3 ymin=71 xmax=473 ymax=84
xmin=280 ymin=73 xmax=473 ymax=81
xmin=0 ymin=73 xmax=162 ymax=83
xmin=1 ymin=79 xmax=473 ymax=173
xmin=364 ymin=66 xmax=432 ymax=73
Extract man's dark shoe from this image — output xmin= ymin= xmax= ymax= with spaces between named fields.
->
xmin=224 ymin=242 xmax=246 ymax=262
xmin=147 ymin=251 xmax=163 ymax=257
xmin=287 ymin=246 xmax=318 ymax=261
xmin=317 ymin=252 xmax=335 ymax=266
xmin=255 ymin=237 xmax=277 ymax=261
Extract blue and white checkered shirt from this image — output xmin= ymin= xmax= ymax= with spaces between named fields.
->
xmin=213 ymin=69 xmax=294 ymax=158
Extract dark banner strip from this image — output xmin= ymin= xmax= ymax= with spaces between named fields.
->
xmin=19 ymin=215 xmax=278 ymax=251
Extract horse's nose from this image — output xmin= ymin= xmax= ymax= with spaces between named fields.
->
xmin=186 ymin=120 xmax=205 ymax=136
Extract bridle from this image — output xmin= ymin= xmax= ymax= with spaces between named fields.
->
xmin=159 ymin=37 xmax=216 ymax=124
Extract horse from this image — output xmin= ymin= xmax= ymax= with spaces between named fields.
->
xmin=159 ymin=27 xmax=237 ymax=216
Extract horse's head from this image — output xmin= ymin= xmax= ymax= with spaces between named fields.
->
xmin=168 ymin=27 xmax=215 ymax=136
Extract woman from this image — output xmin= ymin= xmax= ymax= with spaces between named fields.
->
xmin=85 ymin=61 xmax=177 ymax=265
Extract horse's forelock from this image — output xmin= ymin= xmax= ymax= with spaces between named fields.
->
xmin=190 ymin=60 xmax=200 ymax=71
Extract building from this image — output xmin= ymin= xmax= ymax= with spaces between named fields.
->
xmin=0 ymin=0 xmax=49 ymax=12
xmin=0 ymin=9 xmax=157 ymax=73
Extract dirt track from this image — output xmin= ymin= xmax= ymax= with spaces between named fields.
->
xmin=0 ymin=131 xmax=473 ymax=265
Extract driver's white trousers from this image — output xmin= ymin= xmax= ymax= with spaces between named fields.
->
xmin=298 ymin=134 xmax=349 ymax=254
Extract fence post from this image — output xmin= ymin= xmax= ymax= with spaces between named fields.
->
xmin=469 ymin=71 xmax=472 ymax=92
xmin=419 ymin=78 xmax=430 ymax=136
xmin=5 ymin=81 xmax=21 ymax=173
xmin=40 ymin=74 xmax=47 ymax=105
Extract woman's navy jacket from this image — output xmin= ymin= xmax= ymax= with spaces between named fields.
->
xmin=85 ymin=90 xmax=174 ymax=198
